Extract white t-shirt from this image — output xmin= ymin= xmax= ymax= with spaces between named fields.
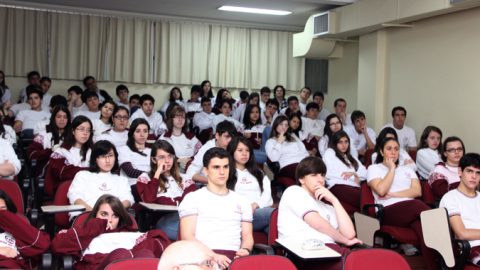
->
xmin=84 ymin=232 xmax=144 ymax=255
xmin=96 ymin=130 xmax=128 ymax=149
xmin=92 ymin=119 xmax=112 ymax=141
xmin=118 ymin=146 xmax=151 ymax=186
xmin=383 ymin=124 xmax=417 ymax=150
xmin=317 ymin=107 xmax=331 ymax=122
xmin=67 ymin=171 xmax=134 ymax=216
xmin=0 ymin=232 xmax=17 ymax=253
xmin=185 ymin=139 xmax=216 ymax=180
xmin=301 ymin=117 xmax=325 ymax=138
xmin=160 ymin=133 xmax=201 ymax=159
xmin=74 ymin=110 xmax=101 ymax=122
xmin=130 ymin=109 xmax=166 ymax=136
xmin=193 ymin=111 xmax=215 ymax=132
xmin=212 ymin=114 xmax=244 ymax=133
xmin=278 ymin=185 xmax=338 ymax=244
xmin=179 ymin=187 xmax=252 ymax=251
xmin=344 ymin=125 xmax=377 ymax=152
xmin=416 ymin=148 xmax=441 ymax=179
xmin=371 ymin=150 xmax=417 ymax=172
xmin=440 ymin=189 xmax=480 ymax=247
xmin=234 ymin=168 xmax=273 ymax=208
xmin=367 ymin=164 xmax=416 ymax=207
xmin=16 ymin=109 xmax=51 ymax=131
xmin=324 ymin=148 xmax=366 ymax=189
xmin=0 ymin=138 xmax=21 ymax=177
xmin=265 ymin=135 xmax=309 ymax=169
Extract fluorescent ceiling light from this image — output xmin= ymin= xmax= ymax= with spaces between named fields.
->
xmin=218 ymin=5 xmax=292 ymax=16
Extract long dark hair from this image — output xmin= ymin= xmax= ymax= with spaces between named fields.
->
xmin=331 ymin=131 xmax=359 ymax=170
xmin=227 ymin=137 xmax=264 ymax=192
xmin=243 ymin=104 xmax=261 ymax=129
xmin=0 ymin=190 xmax=17 ymax=213
xmin=418 ymin=125 xmax=443 ymax=152
xmin=288 ymin=113 xmax=302 ymax=137
xmin=169 ymin=86 xmax=183 ymax=102
xmin=0 ymin=71 xmax=8 ymax=98
xmin=149 ymin=140 xmax=182 ymax=193
xmin=324 ymin=114 xmax=343 ymax=142
xmin=99 ymin=100 xmax=117 ymax=124
xmin=89 ymin=140 xmax=119 ymax=174
xmin=166 ymin=106 xmax=187 ymax=133
xmin=84 ymin=194 xmax=132 ymax=228
xmin=0 ymin=121 xmax=5 ymax=139
xmin=374 ymin=127 xmax=398 ymax=155
xmin=270 ymin=115 xmax=294 ymax=142
xmin=374 ymin=137 xmax=400 ymax=165
xmin=127 ymin=118 xmax=150 ymax=157
xmin=200 ymin=80 xmax=213 ymax=98
xmin=47 ymin=105 xmax=71 ymax=146
xmin=62 ymin=116 xmax=93 ymax=162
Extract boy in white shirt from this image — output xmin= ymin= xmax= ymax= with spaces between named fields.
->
xmin=301 ymin=102 xmax=325 ymax=140
xmin=192 ymin=97 xmax=215 ymax=132
xmin=298 ymin=86 xmax=312 ymax=115
xmin=440 ymin=153 xmax=480 ymax=266
xmin=39 ymin=76 xmax=53 ymax=111
xmin=334 ymin=98 xmax=352 ymax=126
xmin=67 ymin=85 xmax=85 ymax=116
xmin=179 ymin=147 xmax=253 ymax=269
xmin=313 ymin=91 xmax=330 ymax=121
xmin=259 ymin=86 xmax=271 ymax=112
xmin=14 ymin=87 xmax=50 ymax=138
xmin=383 ymin=106 xmax=417 ymax=151
xmin=115 ymin=84 xmax=130 ymax=110
xmin=74 ymin=91 xmax=101 ymax=121
xmin=17 ymin=71 xmax=40 ymax=103
xmin=130 ymin=94 xmax=166 ymax=137
xmin=344 ymin=110 xmax=376 ymax=157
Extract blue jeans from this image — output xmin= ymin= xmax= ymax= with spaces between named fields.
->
xmin=253 ymin=207 xmax=275 ymax=234
xmin=261 ymin=126 xmax=272 ymax=152
xmin=156 ymin=212 xmax=180 ymax=241
xmin=253 ymin=149 xmax=267 ymax=164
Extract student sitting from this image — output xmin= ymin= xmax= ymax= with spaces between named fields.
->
xmin=193 ymin=97 xmax=215 ymax=134
xmin=371 ymin=127 xmax=417 ymax=171
xmin=312 ymin=91 xmax=330 ymax=121
xmin=52 ymin=194 xmax=170 ymax=270
xmin=186 ymin=120 xmax=236 ymax=184
xmin=428 ymin=136 xmax=465 ymax=200
xmin=278 ymin=156 xmax=361 ymax=270
xmin=416 ymin=126 xmax=443 ymax=180
xmin=46 ymin=115 xmax=93 ymax=195
xmin=227 ymin=137 xmax=273 ymax=233
xmin=343 ymin=110 xmax=376 ymax=157
xmin=136 ymin=140 xmax=196 ymax=240
xmin=184 ymin=85 xmax=202 ymax=114
xmin=439 ymin=153 xmax=480 ymax=266
xmin=97 ymin=106 xmax=129 ymax=148
xmin=265 ymin=115 xmax=309 ymax=186
xmin=212 ymin=99 xmax=244 ymax=133
xmin=74 ymin=91 xmax=101 ymax=121
xmin=14 ymin=87 xmax=50 ymax=138
xmin=28 ymin=105 xmax=71 ymax=177
xmin=367 ymin=137 xmax=436 ymax=268
xmin=118 ymin=118 xmax=151 ymax=199
xmin=179 ymin=148 xmax=253 ymax=268
xmin=130 ymin=94 xmax=166 ymax=138
xmin=160 ymin=106 xmax=202 ymax=171
xmin=67 ymin=85 xmax=86 ymax=116
xmin=67 ymin=140 xmax=134 ymax=218
xmin=161 ymin=86 xmax=185 ymax=114
xmin=318 ymin=114 xmax=358 ymax=158
xmin=115 ymin=84 xmax=130 ymax=111
xmin=0 ymin=120 xmax=16 ymax=145
xmin=0 ymin=191 xmax=50 ymax=270
xmin=324 ymin=131 xmax=366 ymax=215
xmin=92 ymin=100 xmax=116 ymax=141
xmin=242 ymin=104 xmax=267 ymax=164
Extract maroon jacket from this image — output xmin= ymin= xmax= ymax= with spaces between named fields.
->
xmin=136 ymin=177 xmax=197 ymax=205
xmin=0 ymin=211 xmax=50 ymax=270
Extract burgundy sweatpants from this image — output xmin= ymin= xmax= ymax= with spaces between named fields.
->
xmin=382 ymin=199 xmax=437 ymax=270
xmin=329 ymin=185 xmax=360 ymax=215
xmin=277 ymin=163 xmax=299 ymax=187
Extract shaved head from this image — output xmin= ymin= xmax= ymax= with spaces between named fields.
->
xmin=158 ymin=240 xmax=214 ymax=270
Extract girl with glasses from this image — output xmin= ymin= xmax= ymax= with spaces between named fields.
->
xmin=97 ymin=106 xmax=129 ymax=148
xmin=318 ymin=114 xmax=358 ymax=158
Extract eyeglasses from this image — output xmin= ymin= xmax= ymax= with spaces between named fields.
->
xmin=114 ymin=115 xmax=129 ymax=121
xmin=329 ymin=121 xmax=341 ymax=126
xmin=179 ymin=258 xmax=221 ymax=270
xmin=446 ymin=147 xmax=463 ymax=153
xmin=153 ymin=154 xmax=175 ymax=161
xmin=76 ymin=127 xmax=93 ymax=133
xmin=98 ymin=153 xmax=115 ymax=160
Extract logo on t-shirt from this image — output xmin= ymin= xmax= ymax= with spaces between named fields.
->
xmin=99 ymin=183 xmax=111 ymax=191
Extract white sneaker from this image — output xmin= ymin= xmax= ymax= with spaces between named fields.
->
xmin=400 ymin=244 xmax=419 ymax=256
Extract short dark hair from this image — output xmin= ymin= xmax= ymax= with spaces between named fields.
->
xmin=0 ymin=190 xmax=17 ymax=213
xmin=266 ymin=98 xmax=279 ymax=108
xmin=295 ymin=156 xmax=327 ymax=184
xmin=240 ymin=90 xmax=249 ymax=101
xmin=391 ymin=106 xmax=407 ymax=117
xmin=82 ymin=75 xmax=95 ymax=86
xmin=287 ymin=96 xmax=298 ymax=104
xmin=215 ymin=120 xmax=236 ymax=137
xmin=81 ymin=90 xmax=99 ymax=103
xmin=27 ymin=87 xmax=44 ymax=100
xmin=140 ymin=94 xmax=155 ymax=105
xmin=129 ymin=94 xmax=140 ymax=102
xmin=49 ymin=95 xmax=68 ymax=108
xmin=260 ymin=86 xmax=271 ymax=94
xmin=68 ymin=85 xmax=83 ymax=95
xmin=334 ymin=98 xmax=346 ymax=107
xmin=350 ymin=110 xmax=366 ymax=123
xmin=460 ymin=153 xmax=480 ymax=171
xmin=40 ymin=76 xmax=51 ymax=84
xmin=27 ymin=71 xmax=40 ymax=80
xmin=306 ymin=102 xmax=319 ymax=111
xmin=191 ymin=85 xmax=202 ymax=94
xmin=86 ymin=194 xmax=132 ymax=229
xmin=201 ymin=97 xmax=211 ymax=105
xmin=115 ymin=84 xmax=129 ymax=96
xmin=203 ymin=147 xmax=230 ymax=168
xmin=273 ymin=85 xmax=285 ymax=98
xmin=313 ymin=91 xmax=324 ymax=100
xmin=301 ymin=86 xmax=312 ymax=94
xmin=442 ymin=136 xmax=465 ymax=162
xmin=89 ymin=140 xmax=119 ymax=173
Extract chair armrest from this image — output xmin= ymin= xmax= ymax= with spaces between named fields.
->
xmin=253 ymin=243 xmax=274 ymax=255
xmin=454 ymin=239 xmax=471 ymax=270
xmin=361 ymin=204 xmax=385 ymax=223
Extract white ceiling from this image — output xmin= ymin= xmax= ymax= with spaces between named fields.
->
xmin=6 ymin=0 xmax=356 ymax=31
